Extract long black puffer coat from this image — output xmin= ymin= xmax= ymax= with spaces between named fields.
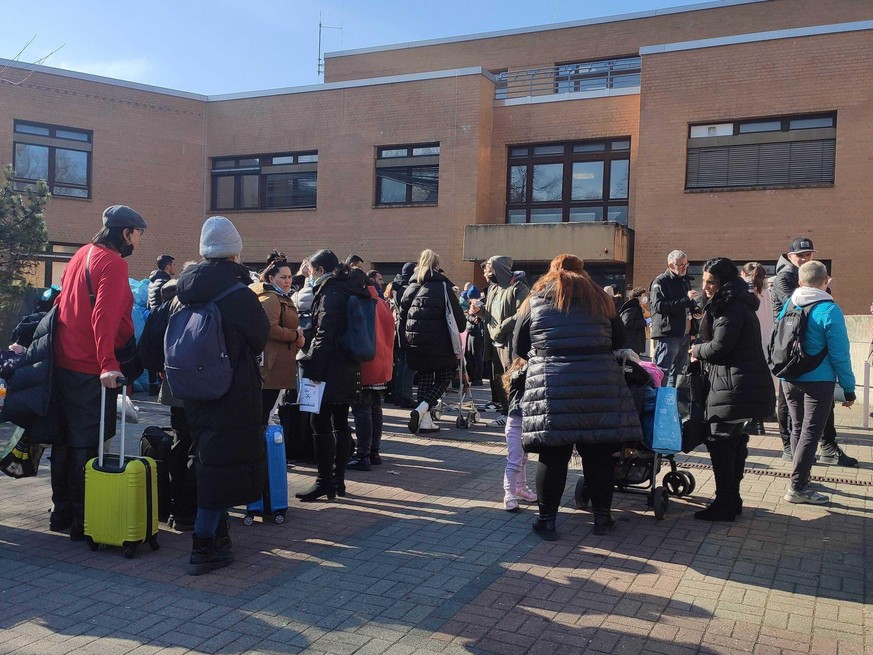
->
xmin=691 ymin=279 xmax=775 ymax=423
xmin=619 ymin=297 xmax=647 ymax=355
xmin=174 ymin=260 xmax=270 ymax=508
xmin=399 ymin=269 xmax=466 ymax=373
xmin=301 ymin=267 xmax=371 ymax=405
xmin=513 ymin=294 xmax=643 ymax=452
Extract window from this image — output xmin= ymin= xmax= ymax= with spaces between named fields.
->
xmin=555 ymin=56 xmax=641 ymax=94
xmin=375 ymin=143 xmax=439 ymax=206
xmin=211 ymin=151 xmax=317 ymax=210
xmin=13 ymin=121 xmax=92 ymax=198
xmin=686 ymin=113 xmax=836 ymax=190
xmin=506 ymin=139 xmax=630 ymax=224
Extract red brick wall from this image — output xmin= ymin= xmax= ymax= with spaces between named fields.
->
xmin=634 ymin=30 xmax=873 ymax=312
xmin=324 ymin=0 xmax=870 ymax=82
xmin=205 ymin=73 xmax=494 ymax=285
xmin=0 ymin=70 xmax=206 ymax=280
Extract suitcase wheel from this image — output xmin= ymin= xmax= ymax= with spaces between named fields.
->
xmin=86 ymin=536 xmax=99 ymax=552
xmin=274 ymin=512 xmax=285 ymax=525
xmin=149 ymin=536 xmax=160 ymax=551
xmin=243 ymin=514 xmax=255 ymax=526
xmin=122 ymin=542 xmax=137 ymax=559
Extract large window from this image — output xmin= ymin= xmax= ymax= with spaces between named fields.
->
xmin=375 ymin=144 xmax=439 ymax=206
xmin=555 ymin=56 xmax=641 ymax=94
xmin=506 ymin=139 xmax=630 ymax=224
xmin=211 ymin=151 xmax=317 ymax=210
xmin=13 ymin=121 xmax=92 ymax=198
xmin=686 ymin=113 xmax=836 ymax=191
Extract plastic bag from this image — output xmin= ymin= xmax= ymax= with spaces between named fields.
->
xmin=116 ymin=395 xmax=139 ymax=424
xmin=1 ymin=427 xmax=46 ymax=478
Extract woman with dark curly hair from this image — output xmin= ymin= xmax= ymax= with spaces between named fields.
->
xmin=690 ymin=257 xmax=774 ymax=521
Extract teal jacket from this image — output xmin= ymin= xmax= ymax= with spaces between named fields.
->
xmin=777 ymin=290 xmax=855 ymax=394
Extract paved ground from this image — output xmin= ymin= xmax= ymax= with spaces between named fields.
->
xmin=1 ymin=390 xmax=871 ymax=655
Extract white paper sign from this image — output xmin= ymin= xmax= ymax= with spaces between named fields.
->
xmin=298 ymin=378 xmax=325 ymax=414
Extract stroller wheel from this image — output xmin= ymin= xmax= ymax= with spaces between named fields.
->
xmin=467 ymin=411 xmax=478 ymax=424
xmin=574 ymin=477 xmax=590 ymax=510
xmin=679 ymin=471 xmax=696 ymax=494
xmin=653 ymin=486 xmax=669 ymax=520
xmin=663 ymin=471 xmax=690 ymax=497
xmin=431 ymin=400 xmax=443 ymax=421
xmin=455 ymin=416 xmax=469 ymax=429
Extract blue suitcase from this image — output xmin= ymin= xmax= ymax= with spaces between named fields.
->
xmin=244 ymin=425 xmax=288 ymax=525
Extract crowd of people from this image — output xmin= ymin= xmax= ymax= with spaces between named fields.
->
xmin=1 ymin=205 xmax=862 ymax=575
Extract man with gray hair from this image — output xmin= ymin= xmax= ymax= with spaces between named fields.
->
xmin=649 ymin=249 xmax=700 ymax=386
xmin=778 ymin=260 xmax=855 ymax=504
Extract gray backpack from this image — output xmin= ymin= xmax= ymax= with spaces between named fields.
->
xmin=163 ymin=283 xmax=246 ymax=401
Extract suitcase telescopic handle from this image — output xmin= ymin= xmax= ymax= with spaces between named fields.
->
xmin=98 ymin=377 xmax=128 ymax=468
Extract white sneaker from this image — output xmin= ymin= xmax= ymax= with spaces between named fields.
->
xmin=419 ymin=413 xmax=440 ymax=433
xmin=784 ymin=485 xmax=829 ymax=504
xmin=490 ymin=416 xmax=507 ymax=427
xmin=504 ymin=493 xmax=520 ymax=512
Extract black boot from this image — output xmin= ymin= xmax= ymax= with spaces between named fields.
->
xmin=370 ymin=450 xmax=382 ymax=465
xmin=295 ymin=433 xmax=336 ymax=502
xmin=695 ymin=437 xmax=738 ymax=522
xmin=334 ymin=431 xmax=352 ymax=497
xmin=592 ymin=510 xmax=616 ymax=535
xmin=532 ymin=500 xmax=558 ymax=540
xmin=215 ymin=519 xmax=232 ymax=552
xmin=734 ymin=433 xmax=749 ymax=516
xmin=188 ymin=535 xmax=234 ymax=576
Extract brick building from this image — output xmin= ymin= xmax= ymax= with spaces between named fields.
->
xmin=1 ymin=0 xmax=871 ymax=310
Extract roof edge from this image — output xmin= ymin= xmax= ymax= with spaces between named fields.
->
xmin=640 ymin=19 xmax=873 ymax=54
xmin=323 ymin=0 xmax=770 ymax=59
xmin=0 ymin=57 xmax=207 ymax=101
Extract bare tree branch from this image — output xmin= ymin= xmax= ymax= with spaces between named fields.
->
xmin=0 ymin=37 xmax=65 ymax=85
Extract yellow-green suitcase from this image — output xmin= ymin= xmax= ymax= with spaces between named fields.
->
xmin=84 ymin=381 xmax=159 ymax=558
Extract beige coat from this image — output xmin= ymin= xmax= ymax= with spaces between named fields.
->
xmin=250 ymin=282 xmax=299 ymax=390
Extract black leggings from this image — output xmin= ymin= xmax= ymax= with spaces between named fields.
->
xmin=261 ymin=388 xmax=282 ymax=427
xmin=536 ymin=443 xmax=618 ymax=517
xmin=309 ymin=403 xmax=352 ymax=482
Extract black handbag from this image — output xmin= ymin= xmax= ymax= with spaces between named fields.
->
xmin=676 ymin=367 xmax=709 ymax=452
xmin=85 ymin=246 xmax=144 ymax=381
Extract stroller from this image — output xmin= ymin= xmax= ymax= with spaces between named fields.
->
xmin=430 ymin=331 xmax=480 ymax=429
xmin=573 ymin=358 xmax=696 ymax=520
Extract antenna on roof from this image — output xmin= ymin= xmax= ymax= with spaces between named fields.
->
xmin=317 ymin=9 xmax=344 ymax=78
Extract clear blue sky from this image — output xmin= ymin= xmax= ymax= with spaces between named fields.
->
xmin=3 ymin=0 xmax=696 ymax=95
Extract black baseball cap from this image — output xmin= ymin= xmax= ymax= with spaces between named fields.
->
xmin=787 ymin=237 xmax=816 ymax=254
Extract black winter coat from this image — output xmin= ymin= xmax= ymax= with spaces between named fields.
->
xmin=512 ymin=293 xmax=643 ymax=451
xmin=771 ymin=255 xmax=799 ymax=321
xmin=147 ymin=269 xmax=171 ymax=311
xmin=619 ymin=298 xmax=647 ymax=354
xmin=691 ymin=280 xmax=775 ymax=423
xmin=174 ymin=260 xmax=270 ymax=508
xmin=301 ymin=268 xmax=371 ymax=405
xmin=650 ymin=269 xmax=698 ymax=339
xmin=399 ymin=269 xmax=466 ymax=373
xmin=1 ymin=308 xmax=63 ymax=444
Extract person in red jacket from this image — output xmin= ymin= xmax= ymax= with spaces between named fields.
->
xmin=347 ymin=273 xmax=395 ymax=470
xmin=50 ymin=205 xmax=147 ymax=540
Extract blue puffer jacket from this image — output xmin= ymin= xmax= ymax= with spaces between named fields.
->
xmin=777 ymin=288 xmax=855 ymax=395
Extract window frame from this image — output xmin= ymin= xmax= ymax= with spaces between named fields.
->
xmin=12 ymin=120 xmax=93 ymax=199
xmin=505 ymin=138 xmax=631 ymax=225
xmin=685 ymin=113 xmax=837 ymax=192
xmin=210 ymin=151 xmax=318 ymax=211
xmin=375 ymin=142 xmax=440 ymax=207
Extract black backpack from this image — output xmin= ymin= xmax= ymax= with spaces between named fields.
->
xmin=137 ymin=301 xmax=171 ymax=372
xmin=767 ymin=300 xmax=831 ymax=379
xmin=339 ymin=294 xmax=377 ymax=363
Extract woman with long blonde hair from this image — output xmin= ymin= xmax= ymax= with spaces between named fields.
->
xmin=512 ymin=254 xmax=642 ymax=538
xmin=399 ymin=250 xmax=466 ymax=433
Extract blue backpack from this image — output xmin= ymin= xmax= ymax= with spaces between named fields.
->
xmin=163 ymin=283 xmax=247 ymax=401
xmin=339 ymin=294 xmax=377 ymax=363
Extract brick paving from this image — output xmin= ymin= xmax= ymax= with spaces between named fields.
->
xmin=0 ymin=390 xmax=870 ymax=655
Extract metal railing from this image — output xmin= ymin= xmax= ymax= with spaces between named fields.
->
xmin=494 ymin=57 xmax=641 ymax=101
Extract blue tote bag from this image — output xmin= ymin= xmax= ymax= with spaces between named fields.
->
xmin=642 ymin=387 xmax=683 ymax=454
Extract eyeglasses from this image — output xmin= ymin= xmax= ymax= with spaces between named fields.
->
xmin=133 ymin=228 xmax=144 ymax=235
